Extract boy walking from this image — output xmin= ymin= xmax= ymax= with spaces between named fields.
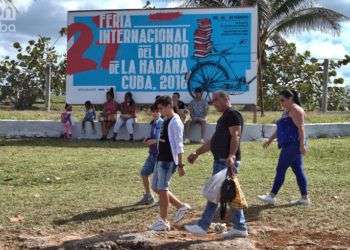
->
xmin=149 ymin=96 xmax=191 ymax=231
xmin=137 ymin=104 xmax=163 ymax=205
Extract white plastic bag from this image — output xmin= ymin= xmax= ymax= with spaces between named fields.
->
xmin=202 ymin=168 xmax=227 ymax=204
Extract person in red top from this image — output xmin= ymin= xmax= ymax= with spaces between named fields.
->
xmin=113 ymin=92 xmax=137 ymax=141
xmin=99 ymin=88 xmax=118 ymax=140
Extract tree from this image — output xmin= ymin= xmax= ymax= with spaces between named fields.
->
xmin=179 ymin=0 xmax=349 ymax=114
xmin=263 ymin=43 xmax=350 ymax=111
xmin=0 ymin=37 xmax=66 ymax=109
xmin=2 ymin=0 xmax=17 ymax=11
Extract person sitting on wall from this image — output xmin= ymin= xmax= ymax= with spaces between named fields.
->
xmin=99 ymin=88 xmax=118 ymax=140
xmin=82 ymin=100 xmax=96 ymax=134
xmin=172 ymin=92 xmax=188 ymax=123
xmin=113 ymin=92 xmax=137 ymax=142
xmin=185 ymin=88 xmax=209 ymax=144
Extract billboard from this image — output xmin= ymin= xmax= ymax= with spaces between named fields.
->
xmin=67 ymin=7 xmax=257 ymax=104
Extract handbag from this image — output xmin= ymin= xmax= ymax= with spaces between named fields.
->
xmin=202 ymin=168 xmax=227 ymax=204
xmin=219 ymin=176 xmax=236 ymax=219
xmin=230 ymin=176 xmax=248 ymax=209
xmin=202 ymin=166 xmax=248 ymax=210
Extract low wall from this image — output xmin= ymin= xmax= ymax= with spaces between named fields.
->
xmin=262 ymin=123 xmax=350 ymax=139
xmin=0 ymin=120 xmax=349 ymax=141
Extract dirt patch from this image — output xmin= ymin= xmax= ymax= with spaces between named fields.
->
xmin=249 ymin=222 xmax=350 ymax=249
xmin=1 ymin=213 xmax=348 ymax=249
xmin=2 ymin=225 xmax=349 ymax=249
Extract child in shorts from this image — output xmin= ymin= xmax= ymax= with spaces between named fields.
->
xmin=137 ymin=104 xmax=163 ymax=205
xmin=149 ymin=96 xmax=191 ymax=231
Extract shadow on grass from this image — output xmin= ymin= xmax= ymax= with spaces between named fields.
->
xmin=53 ymin=204 xmax=156 ymax=225
xmin=245 ymin=204 xmax=296 ymax=222
xmin=0 ymin=138 xmax=146 ymax=149
xmin=191 ymin=203 xmax=297 ymax=224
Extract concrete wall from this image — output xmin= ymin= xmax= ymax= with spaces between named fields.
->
xmin=262 ymin=123 xmax=350 ymax=139
xmin=0 ymin=120 xmax=349 ymax=141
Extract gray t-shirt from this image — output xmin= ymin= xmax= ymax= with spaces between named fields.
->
xmin=189 ymin=99 xmax=208 ymax=118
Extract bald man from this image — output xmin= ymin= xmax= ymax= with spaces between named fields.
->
xmin=185 ymin=91 xmax=248 ymax=238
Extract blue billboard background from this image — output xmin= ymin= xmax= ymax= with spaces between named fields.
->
xmin=69 ymin=11 xmax=253 ymax=97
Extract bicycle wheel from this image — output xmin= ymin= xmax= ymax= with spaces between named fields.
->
xmin=188 ymin=62 xmax=229 ymax=101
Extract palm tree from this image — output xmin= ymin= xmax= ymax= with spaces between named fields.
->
xmin=2 ymin=0 xmax=18 ymax=12
xmin=172 ymin=0 xmax=349 ymax=115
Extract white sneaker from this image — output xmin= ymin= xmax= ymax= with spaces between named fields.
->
xmin=173 ymin=203 xmax=191 ymax=223
xmin=289 ymin=197 xmax=311 ymax=206
xmin=257 ymin=194 xmax=276 ymax=205
xmin=184 ymin=139 xmax=191 ymax=144
xmin=222 ymin=228 xmax=248 ymax=238
xmin=148 ymin=217 xmax=170 ymax=231
xmin=184 ymin=224 xmax=207 ymax=236
xmin=199 ymin=139 xmax=205 ymax=144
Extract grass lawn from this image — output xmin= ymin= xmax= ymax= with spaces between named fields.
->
xmin=1 ymin=96 xmax=350 ymax=124
xmin=0 ymin=138 xmax=349 ymax=248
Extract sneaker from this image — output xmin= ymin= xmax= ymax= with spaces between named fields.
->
xmin=184 ymin=139 xmax=191 ymax=144
xmin=257 ymin=194 xmax=276 ymax=205
xmin=137 ymin=194 xmax=155 ymax=205
xmin=148 ymin=217 xmax=170 ymax=231
xmin=289 ymin=197 xmax=311 ymax=206
xmin=173 ymin=203 xmax=191 ymax=223
xmin=199 ymin=139 xmax=205 ymax=144
xmin=184 ymin=224 xmax=207 ymax=236
xmin=222 ymin=228 xmax=248 ymax=238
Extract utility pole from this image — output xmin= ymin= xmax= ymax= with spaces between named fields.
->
xmin=44 ymin=29 xmax=64 ymax=112
xmin=321 ymin=59 xmax=329 ymax=113
xmin=45 ymin=64 xmax=51 ymax=112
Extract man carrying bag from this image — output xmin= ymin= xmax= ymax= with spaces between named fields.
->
xmin=185 ymin=91 xmax=248 ymax=238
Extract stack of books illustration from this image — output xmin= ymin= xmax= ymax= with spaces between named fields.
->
xmin=194 ymin=18 xmax=213 ymax=58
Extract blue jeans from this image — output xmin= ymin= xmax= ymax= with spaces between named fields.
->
xmin=271 ymin=144 xmax=308 ymax=196
xmin=197 ymin=160 xmax=247 ymax=231
xmin=140 ymin=153 xmax=158 ymax=177
xmin=151 ymin=161 xmax=177 ymax=191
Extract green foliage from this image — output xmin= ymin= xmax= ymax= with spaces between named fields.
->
xmin=263 ymin=43 xmax=350 ymax=111
xmin=0 ymin=37 xmax=66 ymax=109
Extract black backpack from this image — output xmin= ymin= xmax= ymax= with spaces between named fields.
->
xmin=219 ymin=176 xmax=236 ymax=220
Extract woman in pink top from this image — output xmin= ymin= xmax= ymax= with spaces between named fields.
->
xmin=112 ymin=92 xmax=137 ymax=141
xmin=99 ymin=88 xmax=118 ymax=140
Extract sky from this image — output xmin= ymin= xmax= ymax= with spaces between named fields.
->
xmin=0 ymin=0 xmax=349 ymax=85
